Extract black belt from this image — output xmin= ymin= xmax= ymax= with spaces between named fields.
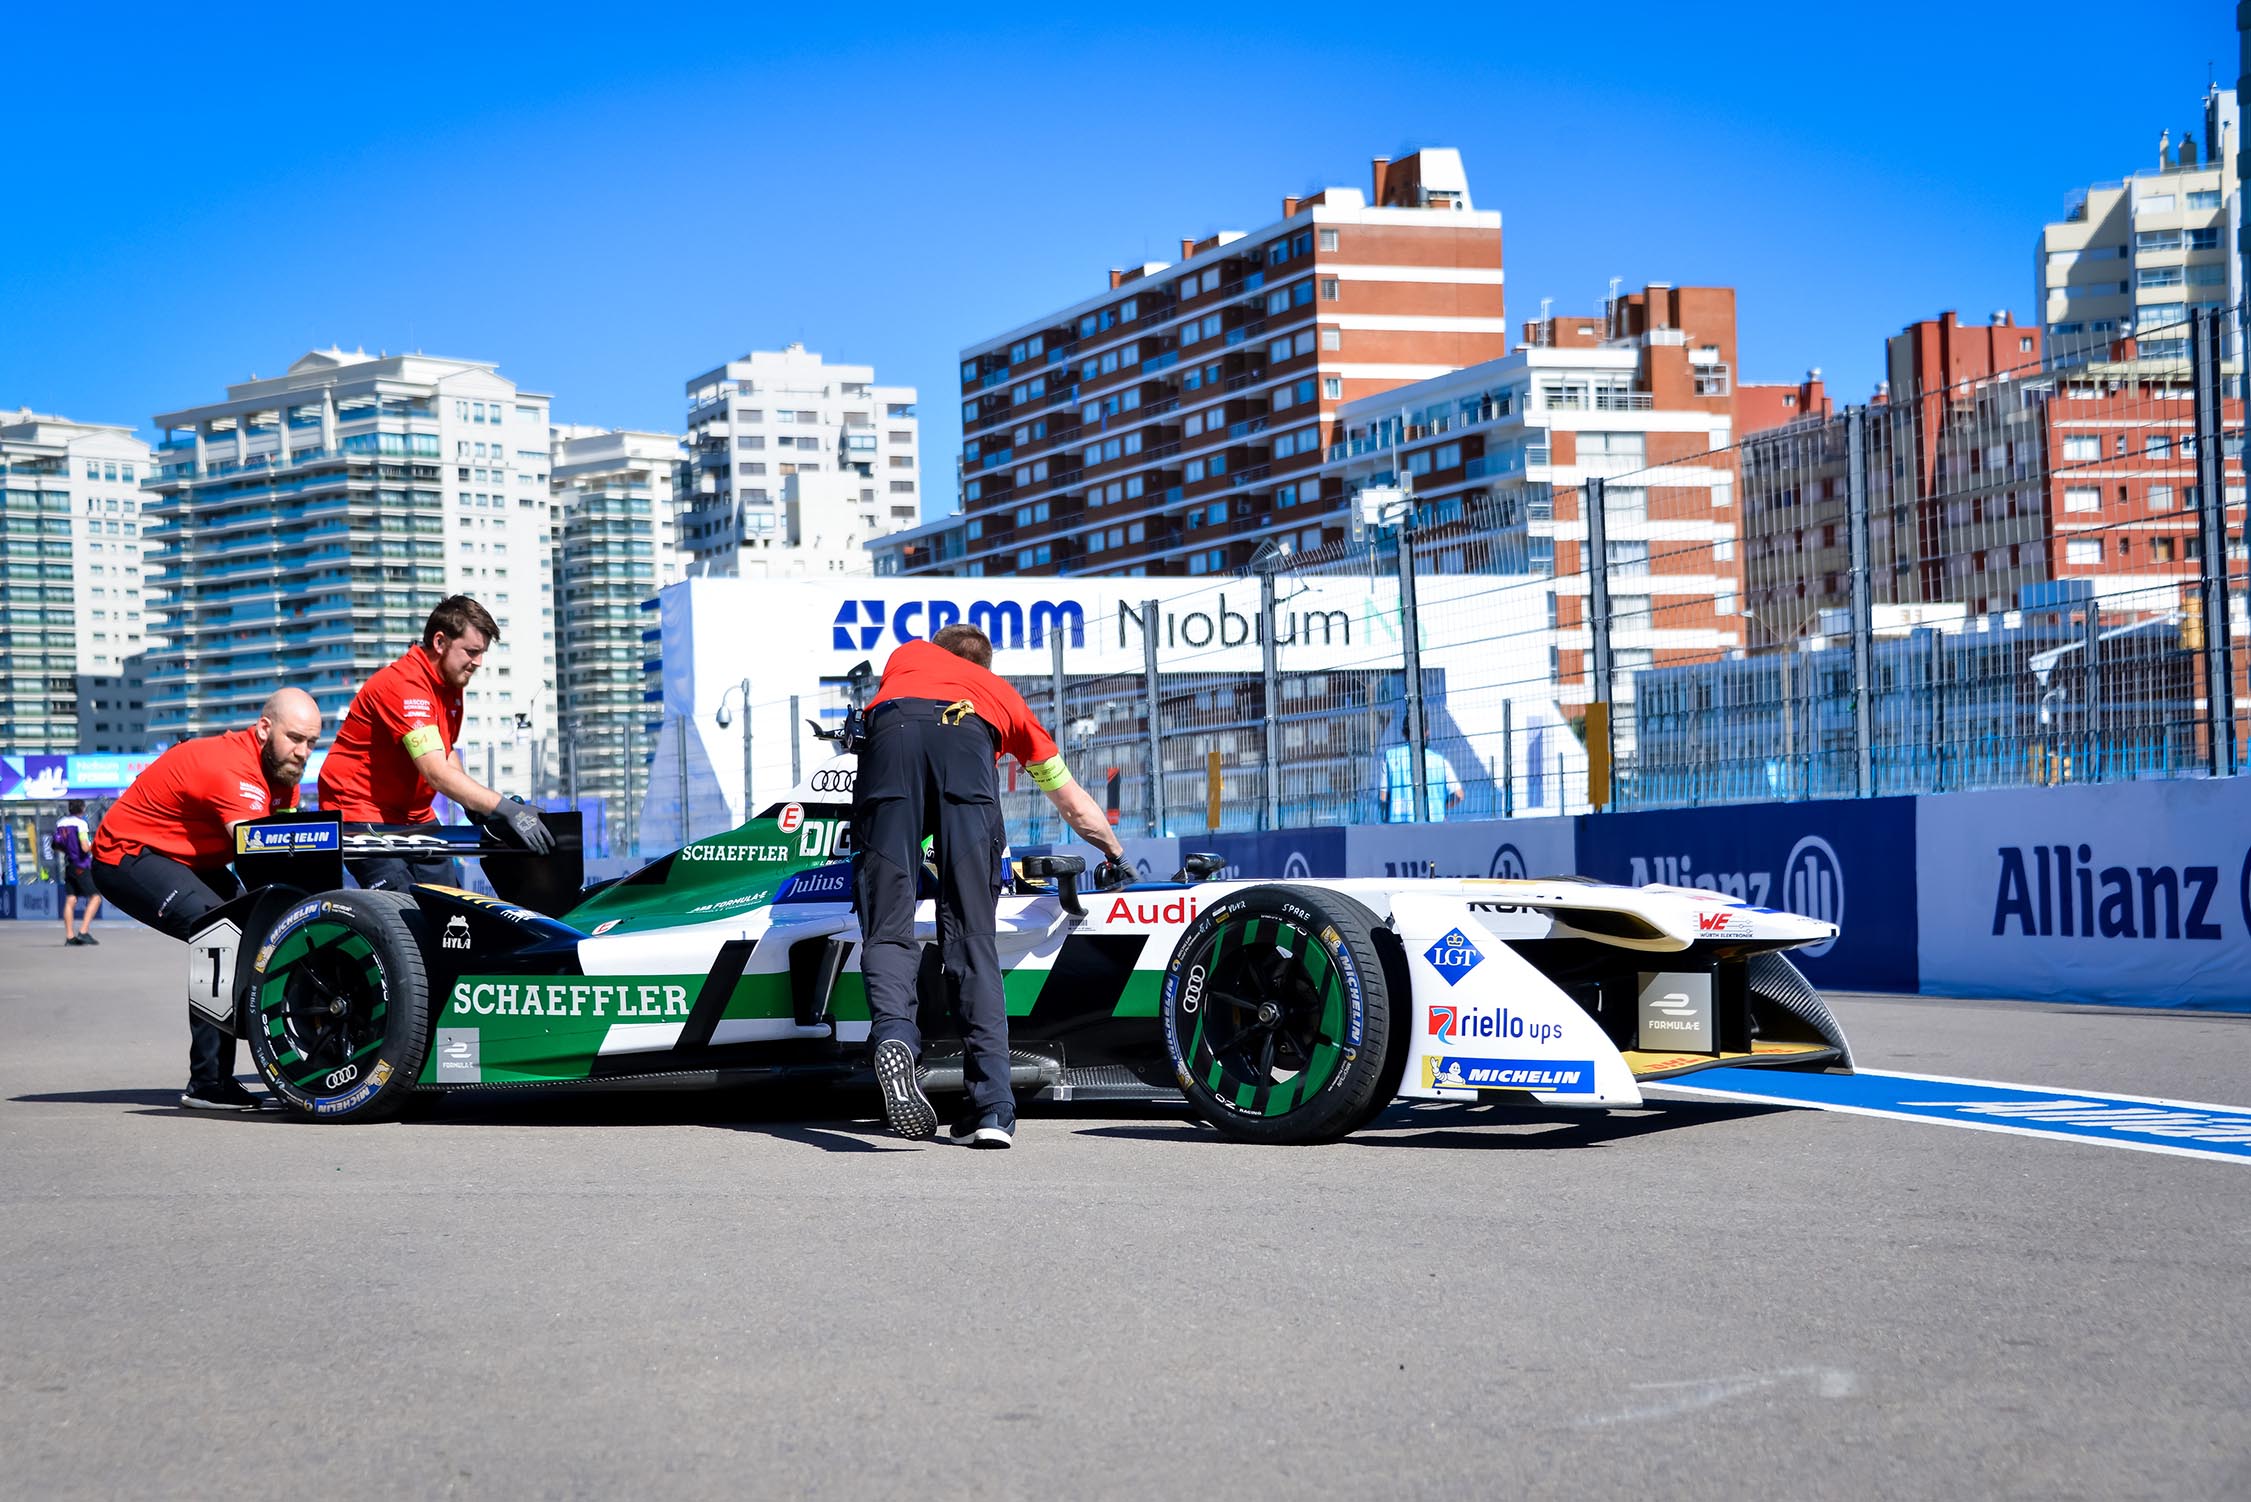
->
xmin=868 ymin=698 xmax=998 ymax=745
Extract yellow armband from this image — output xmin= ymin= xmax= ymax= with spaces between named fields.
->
xmin=1025 ymin=756 xmax=1074 ymax=793
xmin=401 ymin=725 xmax=445 ymax=759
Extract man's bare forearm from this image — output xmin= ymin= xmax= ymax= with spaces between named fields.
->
xmin=1045 ymin=780 xmax=1123 ymax=860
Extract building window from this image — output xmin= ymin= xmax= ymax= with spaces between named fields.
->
xmin=1320 ymin=328 xmax=1341 ymax=351
xmin=1319 ymin=278 xmax=1340 ymax=301
xmin=1323 ymin=377 xmax=1342 ymax=399
xmin=2061 ymin=435 xmax=2100 ymax=461
xmin=1318 ymin=229 xmax=1339 ymax=251
xmin=2061 ymin=486 xmax=2101 ymax=512
xmin=2064 ymin=537 xmax=2103 ymax=565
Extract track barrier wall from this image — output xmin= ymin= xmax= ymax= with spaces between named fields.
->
xmin=1041 ymin=778 xmax=2249 ymax=1010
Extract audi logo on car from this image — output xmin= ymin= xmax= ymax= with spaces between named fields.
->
xmin=807 ymin=768 xmax=855 ymax=794
xmin=324 ymin=1063 xmax=359 ymax=1090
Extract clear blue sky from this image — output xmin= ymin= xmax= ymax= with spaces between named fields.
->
xmin=2 ymin=2 xmax=2232 ymax=517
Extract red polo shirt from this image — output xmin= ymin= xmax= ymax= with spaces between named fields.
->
xmin=870 ymin=639 xmax=1060 ymax=770
xmin=93 ymin=728 xmax=299 ymax=867
xmin=317 ymin=645 xmax=464 ymax=823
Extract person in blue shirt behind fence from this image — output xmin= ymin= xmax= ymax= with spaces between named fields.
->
xmin=1379 ymin=718 xmax=1463 ymax=824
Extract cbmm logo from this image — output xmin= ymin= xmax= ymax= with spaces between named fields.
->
xmin=1421 ymin=927 xmax=1484 ymax=985
xmin=1782 ymin=836 xmax=1843 ymax=958
xmin=833 ymin=598 xmax=1087 ymax=652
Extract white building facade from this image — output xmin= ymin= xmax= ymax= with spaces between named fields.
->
xmin=548 ymin=425 xmax=685 ymax=843
xmin=147 ymin=349 xmax=557 ymax=794
xmin=0 ymin=410 xmax=156 ymax=751
xmin=2038 ymin=85 xmax=2240 ymax=364
xmin=679 ymin=344 xmax=919 ymax=576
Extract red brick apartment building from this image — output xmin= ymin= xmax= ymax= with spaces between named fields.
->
xmin=1741 ymin=312 xmax=2242 ymax=624
xmin=950 ymin=149 xmax=1507 ymax=576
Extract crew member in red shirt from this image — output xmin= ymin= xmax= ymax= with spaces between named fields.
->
xmin=856 ymin=623 xmax=1127 ymax=1148
xmin=91 ymin=688 xmax=324 ymax=1112
xmin=318 ymin=594 xmax=553 ymax=892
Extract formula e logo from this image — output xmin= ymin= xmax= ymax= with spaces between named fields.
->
xmin=1282 ymin=851 xmax=1312 ymax=880
xmin=1421 ymin=927 xmax=1484 ymax=984
xmin=833 ymin=597 xmax=1087 ymax=652
xmin=1489 ymin=843 xmax=1528 ymax=879
xmin=1781 ymin=836 xmax=1843 ymax=957
xmin=441 ymin=915 xmax=471 ymax=950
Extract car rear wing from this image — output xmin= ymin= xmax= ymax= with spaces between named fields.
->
xmin=232 ymin=809 xmax=585 ymax=918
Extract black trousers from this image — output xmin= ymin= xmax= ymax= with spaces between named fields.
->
xmin=852 ymin=698 xmax=1013 ymax=1124
xmin=346 ymin=852 xmax=460 ymax=894
xmin=92 ymin=851 xmax=245 ymax=1091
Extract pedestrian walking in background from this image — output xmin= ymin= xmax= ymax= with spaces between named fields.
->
xmin=52 ymin=799 xmax=100 ymax=945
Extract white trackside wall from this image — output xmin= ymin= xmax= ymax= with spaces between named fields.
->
xmin=638 ymin=575 xmax=1588 ymax=839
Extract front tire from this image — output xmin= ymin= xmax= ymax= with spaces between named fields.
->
xmin=1160 ymin=884 xmax=1395 ymax=1144
xmin=241 ymin=891 xmax=430 ymax=1122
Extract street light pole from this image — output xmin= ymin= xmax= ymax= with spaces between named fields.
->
xmin=715 ymin=678 xmax=754 ymax=828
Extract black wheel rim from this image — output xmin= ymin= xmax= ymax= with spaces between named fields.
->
xmin=257 ymin=919 xmax=388 ymax=1095
xmin=1178 ymin=916 xmax=1351 ymax=1117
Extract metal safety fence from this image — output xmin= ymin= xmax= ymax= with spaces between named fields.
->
xmin=512 ymin=307 xmax=2248 ymax=857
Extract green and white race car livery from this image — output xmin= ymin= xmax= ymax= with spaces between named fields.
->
xmin=186 ymin=754 xmax=1853 ymax=1143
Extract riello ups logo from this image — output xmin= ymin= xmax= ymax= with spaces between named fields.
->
xmin=1991 ymin=842 xmax=2251 ymax=941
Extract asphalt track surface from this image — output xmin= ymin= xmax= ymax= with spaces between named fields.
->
xmin=2 ymin=925 xmax=2246 ymax=1501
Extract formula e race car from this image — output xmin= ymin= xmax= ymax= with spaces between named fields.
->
xmin=186 ymin=756 xmax=1853 ymax=1143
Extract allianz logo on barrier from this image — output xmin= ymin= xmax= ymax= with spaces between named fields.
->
xmin=833 ymin=598 xmax=1085 ymax=652
xmin=1991 ymin=844 xmax=2251 ymax=941
xmin=1630 ymin=836 xmax=1842 ymax=957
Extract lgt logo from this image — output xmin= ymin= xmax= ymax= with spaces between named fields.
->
xmin=1421 ymin=927 xmax=1484 ymax=985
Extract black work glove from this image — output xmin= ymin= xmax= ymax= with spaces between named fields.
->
xmin=485 ymin=795 xmax=555 ymax=854
xmin=1093 ymin=858 xmax=1134 ymax=891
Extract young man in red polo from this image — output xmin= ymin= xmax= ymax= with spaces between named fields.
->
xmin=855 ymin=622 xmax=1128 ymax=1148
xmin=92 ymin=688 xmax=324 ymax=1111
xmin=317 ymin=594 xmax=552 ymax=892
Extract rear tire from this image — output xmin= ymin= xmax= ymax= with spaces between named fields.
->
xmin=1160 ymin=884 xmax=1395 ymax=1144
xmin=240 ymin=891 xmax=430 ymax=1122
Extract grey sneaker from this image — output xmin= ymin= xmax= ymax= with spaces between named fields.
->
xmin=180 ymin=1080 xmax=271 ymax=1113
xmin=947 ymin=1109 xmax=1015 ymax=1149
xmin=872 ymin=1039 xmax=936 ymax=1140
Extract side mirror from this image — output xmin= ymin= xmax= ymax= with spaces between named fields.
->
xmin=1017 ymin=854 xmax=1087 ymax=916
xmin=1174 ymin=852 xmax=1226 ymax=883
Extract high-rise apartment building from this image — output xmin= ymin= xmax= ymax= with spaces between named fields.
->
xmin=2037 ymin=86 xmax=2240 ymax=364
xmin=951 ymin=149 xmax=1505 ymax=577
xmin=548 ymin=425 xmax=684 ymax=833
xmin=679 ymin=344 xmax=919 ymax=576
xmin=0 ymin=410 xmax=155 ymax=751
xmin=147 ymin=350 xmax=556 ymax=794
xmin=1320 ymin=283 xmax=1745 ymax=707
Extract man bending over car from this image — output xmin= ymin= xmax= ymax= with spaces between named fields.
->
xmin=92 ymin=688 xmax=323 ymax=1112
xmin=317 ymin=594 xmax=553 ymax=893
xmin=855 ymin=622 xmax=1128 ymax=1149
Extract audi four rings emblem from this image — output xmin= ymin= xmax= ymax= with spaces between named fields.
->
xmin=808 ymin=769 xmax=855 ymax=793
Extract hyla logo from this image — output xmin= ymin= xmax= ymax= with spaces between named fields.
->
xmin=1422 ymin=927 xmax=1483 ymax=985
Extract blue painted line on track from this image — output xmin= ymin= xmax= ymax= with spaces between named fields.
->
xmin=1653 ymin=1066 xmax=2251 ymax=1165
